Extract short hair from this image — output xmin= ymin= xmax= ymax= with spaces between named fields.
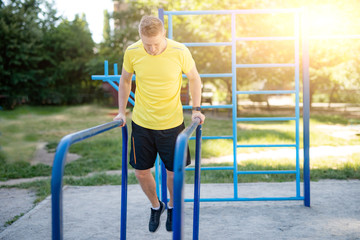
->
xmin=139 ymin=16 xmax=164 ymax=37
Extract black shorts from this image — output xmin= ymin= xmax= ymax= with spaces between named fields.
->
xmin=129 ymin=121 xmax=191 ymax=172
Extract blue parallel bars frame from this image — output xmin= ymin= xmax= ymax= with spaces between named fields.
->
xmin=160 ymin=8 xmax=310 ymax=205
xmin=172 ymin=118 xmax=202 ymax=240
xmin=51 ymin=120 xmax=128 ymax=240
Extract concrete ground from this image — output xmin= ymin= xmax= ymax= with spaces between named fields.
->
xmin=1 ymin=180 xmax=360 ymax=240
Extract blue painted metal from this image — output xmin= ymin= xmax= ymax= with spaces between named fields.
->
xmin=236 ymin=63 xmax=295 ymax=68
xmin=51 ymin=120 xmax=127 ymax=240
xmin=185 ymin=197 xmax=304 ymax=202
xmin=155 ymin=156 xmax=160 ymax=197
xmin=237 ymin=117 xmax=296 ymax=122
xmin=237 ymin=170 xmax=297 ymax=175
xmin=173 ymin=118 xmax=201 ymax=240
xmin=231 ymin=13 xmax=239 ymax=200
xmin=302 ymin=11 xmax=311 ymax=207
xmin=237 ymin=90 xmax=296 ymax=95
xmin=186 ymin=166 xmax=233 ymax=171
xmin=193 ymin=125 xmax=202 ymax=240
xmin=237 ymin=144 xmax=296 ymax=148
xmin=161 ymin=161 xmax=168 ymax=208
xmin=182 ymin=104 xmax=233 ymax=109
xmin=120 ymin=125 xmax=128 ymax=240
xmin=189 ymin=135 xmax=233 ymax=140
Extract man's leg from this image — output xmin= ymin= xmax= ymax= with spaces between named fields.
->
xmin=166 ymin=170 xmax=174 ymax=207
xmin=135 ymin=169 xmax=160 ymax=208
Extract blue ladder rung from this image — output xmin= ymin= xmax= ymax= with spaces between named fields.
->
xmin=236 ymin=117 xmax=296 ymax=121
xmin=184 ymin=42 xmax=232 ymax=47
xmin=237 ymin=170 xmax=297 ymax=175
xmin=237 ymin=144 xmax=296 ymax=148
xmin=236 ymin=36 xmax=295 ymax=41
xmin=189 ymin=135 xmax=233 ymax=140
xmin=184 ymin=196 xmax=305 ymax=202
xmin=237 ymin=90 xmax=296 ymax=95
xmin=236 ymin=63 xmax=295 ymax=68
xmin=183 ymin=104 xmax=233 ymax=109
xmin=182 ymin=73 xmax=232 ymax=78
xmin=186 ymin=166 xmax=234 ymax=171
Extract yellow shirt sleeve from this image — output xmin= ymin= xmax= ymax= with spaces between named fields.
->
xmin=181 ymin=47 xmax=195 ymax=74
xmin=123 ymin=48 xmax=134 ymax=73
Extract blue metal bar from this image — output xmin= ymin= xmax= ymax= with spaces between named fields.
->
xmin=236 ymin=36 xmax=295 ymax=41
xmin=237 ymin=144 xmax=296 ymax=148
xmin=104 ymin=60 xmax=108 ymax=75
xmin=193 ymin=125 xmax=202 ymax=240
xmin=294 ymin=12 xmax=301 ymax=198
xmin=182 ymin=73 xmax=233 ymax=78
xmin=114 ymin=63 xmax=118 ymax=75
xmin=236 ymin=117 xmax=296 ymax=121
xmin=231 ymin=13 xmax=238 ymax=199
xmin=173 ymin=119 xmax=201 ymax=240
xmin=236 ymin=63 xmax=295 ymax=68
xmin=161 ymin=161 xmax=168 ymax=208
xmin=309 ymin=34 xmax=360 ymax=39
xmin=51 ymin=120 xmax=126 ymax=240
xmin=105 ymin=80 xmax=119 ymax=91
xmin=189 ymin=135 xmax=233 ymax=140
xmin=168 ymin=14 xmax=173 ymax=39
xmin=184 ymin=42 xmax=232 ymax=47
xmin=155 ymin=156 xmax=160 ymax=198
xmin=164 ymin=9 xmax=301 ymax=15
xmin=302 ymin=11 xmax=311 ymax=207
xmin=237 ymin=170 xmax=297 ymax=175
xmin=183 ymin=104 xmax=233 ymax=109
xmin=186 ymin=166 xmax=234 ymax=171
xmin=185 ymin=197 xmax=304 ymax=202
xmin=237 ymin=90 xmax=296 ymax=95
xmin=91 ymin=75 xmax=136 ymax=81
xmin=120 ymin=125 xmax=128 ymax=240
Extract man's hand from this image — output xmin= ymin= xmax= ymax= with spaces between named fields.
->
xmin=113 ymin=112 xmax=126 ymax=127
xmin=192 ymin=111 xmax=205 ymax=125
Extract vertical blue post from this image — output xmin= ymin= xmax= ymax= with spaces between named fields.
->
xmin=231 ymin=13 xmax=238 ymax=199
xmin=104 ymin=60 xmax=109 ymax=76
xmin=120 ymin=125 xmax=128 ymax=240
xmin=193 ymin=125 xmax=202 ymax=240
xmin=155 ymin=156 xmax=160 ymax=197
xmin=114 ymin=63 xmax=118 ymax=75
xmin=161 ymin=162 xmax=168 ymax=208
xmin=302 ymin=9 xmax=311 ymax=207
xmin=294 ymin=12 xmax=301 ymax=197
xmin=158 ymin=8 xmax=168 ymax=208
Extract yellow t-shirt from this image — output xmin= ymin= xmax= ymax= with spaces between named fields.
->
xmin=123 ymin=38 xmax=195 ymax=130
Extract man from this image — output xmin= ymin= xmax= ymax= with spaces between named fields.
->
xmin=114 ymin=15 xmax=205 ymax=233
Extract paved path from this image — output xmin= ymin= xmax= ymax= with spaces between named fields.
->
xmin=1 ymin=180 xmax=360 ymax=240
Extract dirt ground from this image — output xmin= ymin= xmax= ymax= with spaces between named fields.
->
xmin=1 ymin=180 xmax=359 ymax=240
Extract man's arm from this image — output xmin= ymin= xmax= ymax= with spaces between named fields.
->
xmin=113 ymin=68 xmax=133 ymax=127
xmin=185 ymin=65 xmax=205 ymax=125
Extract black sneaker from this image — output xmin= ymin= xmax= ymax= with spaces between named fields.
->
xmin=166 ymin=208 xmax=173 ymax=232
xmin=149 ymin=201 xmax=165 ymax=232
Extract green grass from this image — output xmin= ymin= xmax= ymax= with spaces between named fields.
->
xmin=1 ymin=104 xmax=360 ymax=182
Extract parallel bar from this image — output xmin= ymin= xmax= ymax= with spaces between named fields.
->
xmin=161 ymin=162 xmax=168 ymax=208
xmin=236 ymin=63 xmax=295 ymax=68
xmin=237 ymin=144 xmax=296 ymax=148
xmin=294 ymin=12 xmax=301 ymax=198
xmin=120 ymin=126 xmax=128 ymax=240
xmin=183 ymin=104 xmax=233 ymax=109
xmin=173 ymin=119 xmax=201 ymax=240
xmin=302 ymin=10 xmax=311 ymax=207
xmin=186 ymin=166 xmax=234 ymax=171
xmin=237 ymin=90 xmax=296 ymax=95
xmin=184 ymin=42 xmax=232 ymax=47
xmin=237 ymin=170 xmax=297 ymax=175
xmin=236 ymin=36 xmax=295 ymax=41
xmin=193 ymin=125 xmax=202 ymax=240
xmin=164 ymin=9 xmax=301 ymax=15
xmin=189 ymin=135 xmax=233 ymax=140
xmin=309 ymin=34 xmax=360 ymax=39
xmin=236 ymin=117 xmax=296 ymax=121
xmin=185 ymin=197 xmax=304 ymax=202
xmin=183 ymin=73 xmax=233 ymax=78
